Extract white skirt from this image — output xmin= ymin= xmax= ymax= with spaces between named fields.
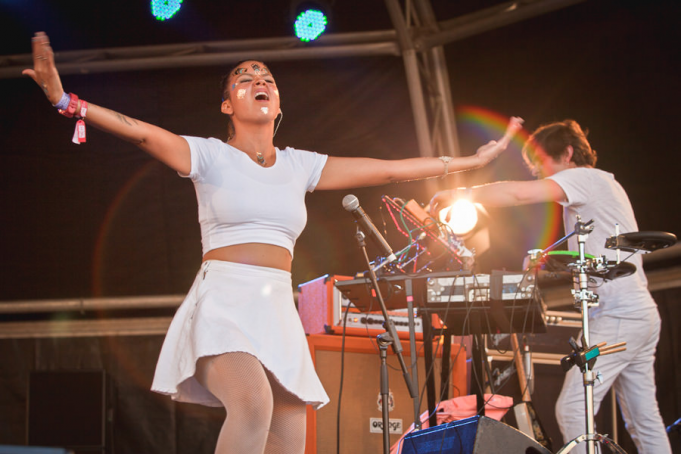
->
xmin=151 ymin=260 xmax=330 ymax=409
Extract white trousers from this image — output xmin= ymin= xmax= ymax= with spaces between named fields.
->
xmin=555 ymin=308 xmax=671 ymax=453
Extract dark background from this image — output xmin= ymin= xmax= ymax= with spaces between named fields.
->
xmin=1 ymin=0 xmax=679 ymax=452
xmin=1 ymin=0 xmax=679 ymax=299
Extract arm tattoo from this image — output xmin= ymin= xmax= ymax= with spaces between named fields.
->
xmin=100 ymin=106 xmax=143 ymax=144
xmin=116 ymin=112 xmax=134 ymax=126
xmin=101 ymin=106 xmax=139 ymax=127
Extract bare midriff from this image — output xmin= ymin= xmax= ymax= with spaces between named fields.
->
xmin=202 ymin=243 xmax=292 ymax=272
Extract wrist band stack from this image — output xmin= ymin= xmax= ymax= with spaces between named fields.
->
xmin=53 ymin=92 xmax=71 ymax=110
xmin=55 ymin=92 xmax=88 ymax=144
xmin=57 ymin=93 xmax=78 ymax=118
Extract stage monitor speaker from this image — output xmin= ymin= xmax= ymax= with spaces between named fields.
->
xmin=27 ymin=370 xmax=111 ymax=454
xmin=305 ymin=334 xmax=467 ymax=454
xmin=0 ymin=447 xmax=72 ymax=454
xmin=398 ymin=415 xmax=552 ymax=454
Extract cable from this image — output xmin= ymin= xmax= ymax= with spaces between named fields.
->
xmin=335 ymin=301 xmax=353 ymax=454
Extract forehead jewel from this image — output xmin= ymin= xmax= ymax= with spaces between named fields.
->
xmin=251 ymin=63 xmax=270 ymax=75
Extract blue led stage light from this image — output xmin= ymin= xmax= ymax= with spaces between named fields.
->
xmin=293 ymin=8 xmax=328 ymax=42
xmin=151 ymin=0 xmax=183 ymax=21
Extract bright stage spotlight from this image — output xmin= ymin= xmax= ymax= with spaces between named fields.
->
xmin=151 ymin=0 xmax=183 ymax=21
xmin=439 ymin=199 xmax=479 ymax=236
xmin=290 ymin=1 xmax=330 ymax=42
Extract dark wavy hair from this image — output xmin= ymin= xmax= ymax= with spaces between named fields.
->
xmin=522 ymin=119 xmax=598 ymax=170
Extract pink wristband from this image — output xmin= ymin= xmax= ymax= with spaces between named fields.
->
xmin=76 ymin=100 xmax=88 ymax=119
xmin=58 ymin=93 xmax=79 ymax=118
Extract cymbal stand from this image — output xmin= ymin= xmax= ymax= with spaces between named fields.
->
xmin=353 ymin=228 xmax=418 ymax=454
xmin=556 ymin=218 xmax=627 ymax=454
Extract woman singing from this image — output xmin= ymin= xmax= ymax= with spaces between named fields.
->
xmin=24 ymin=31 xmax=523 ymax=454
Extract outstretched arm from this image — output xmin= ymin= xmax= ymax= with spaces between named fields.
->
xmin=429 ymin=179 xmax=567 ymax=215
xmin=23 ymin=32 xmax=191 ymax=175
xmin=315 ymin=116 xmax=523 ymax=190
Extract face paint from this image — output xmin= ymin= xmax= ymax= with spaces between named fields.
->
xmin=273 ymin=89 xmax=280 ymax=98
xmin=232 ymin=67 xmax=246 ymax=76
xmin=250 ymin=63 xmax=271 ymax=76
xmin=231 ymin=83 xmax=236 ymax=91
xmin=261 ymin=107 xmax=269 ymax=114
xmin=237 ymin=89 xmax=246 ymax=99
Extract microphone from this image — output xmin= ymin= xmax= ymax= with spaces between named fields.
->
xmin=342 ymin=194 xmax=396 ymax=263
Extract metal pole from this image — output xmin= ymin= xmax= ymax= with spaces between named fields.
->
xmin=415 ymin=0 xmax=588 ymax=51
xmin=577 ymin=227 xmax=595 ymax=454
xmin=384 ymin=0 xmax=437 ymax=195
xmin=401 ymin=49 xmax=436 ymax=158
xmin=413 ymin=0 xmax=461 ymax=159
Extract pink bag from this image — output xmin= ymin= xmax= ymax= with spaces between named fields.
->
xmin=390 ymin=394 xmax=513 ymax=454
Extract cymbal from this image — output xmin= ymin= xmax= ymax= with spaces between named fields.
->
xmin=541 ymin=251 xmax=597 ymax=275
xmin=540 ymin=251 xmax=636 ymax=280
xmin=605 ymin=231 xmax=677 ymax=253
xmin=603 ymin=261 xmax=636 ymax=280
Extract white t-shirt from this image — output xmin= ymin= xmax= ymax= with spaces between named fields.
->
xmin=180 ymin=136 xmax=328 ymax=257
xmin=547 ymin=167 xmax=654 ymax=317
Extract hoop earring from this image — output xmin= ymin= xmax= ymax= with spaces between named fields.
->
xmin=273 ymin=110 xmax=283 ymax=138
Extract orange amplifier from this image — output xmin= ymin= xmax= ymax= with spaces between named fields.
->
xmin=304 ymin=334 xmax=467 ymax=454
xmin=298 ymin=274 xmax=424 ymax=340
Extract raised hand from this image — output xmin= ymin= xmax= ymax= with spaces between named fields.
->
xmin=22 ymin=32 xmax=64 ymax=105
xmin=502 ymin=116 xmax=525 ymax=141
xmin=474 ymin=116 xmax=524 ymax=165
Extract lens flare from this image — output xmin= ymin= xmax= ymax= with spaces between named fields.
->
xmin=439 ymin=199 xmax=478 ymax=236
xmin=457 ymin=105 xmax=562 ymax=249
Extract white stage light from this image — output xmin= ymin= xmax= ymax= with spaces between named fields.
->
xmin=439 ymin=199 xmax=479 ymax=236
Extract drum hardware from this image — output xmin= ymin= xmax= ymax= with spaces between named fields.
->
xmin=496 ymin=225 xmax=676 ymax=454
xmin=605 ymin=230 xmax=677 ymax=253
xmin=539 ymin=219 xmax=676 ymax=452
xmin=530 ymin=217 xmax=629 ymax=454
xmin=541 ymin=251 xmax=636 ymax=283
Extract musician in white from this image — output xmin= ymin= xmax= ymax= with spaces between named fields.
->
xmin=430 ymin=119 xmax=671 ymax=454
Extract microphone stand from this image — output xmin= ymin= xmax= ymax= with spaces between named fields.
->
xmin=353 ymin=229 xmax=418 ymax=454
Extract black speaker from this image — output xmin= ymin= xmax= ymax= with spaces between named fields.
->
xmin=27 ymin=370 xmax=111 ymax=454
xmin=0 ymin=445 xmax=73 ymax=454
xmin=0 ymin=447 xmax=72 ymax=454
xmin=398 ymin=416 xmax=552 ymax=454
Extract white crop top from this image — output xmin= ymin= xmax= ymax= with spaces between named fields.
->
xmin=180 ymin=136 xmax=328 ymax=257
